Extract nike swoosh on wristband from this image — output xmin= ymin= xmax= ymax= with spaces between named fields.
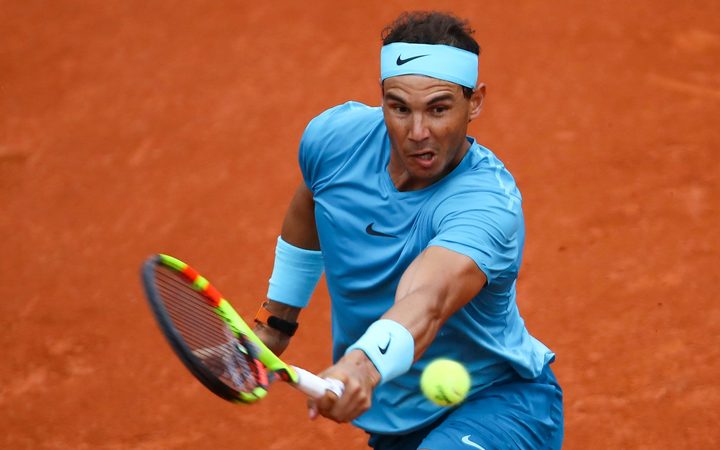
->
xmin=378 ymin=336 xmax=391 ymax=355
xmin=461 ymin=435 xmax=486 ymax=450
xmin=396 ymin=54 xmax=428 ymax=65
xmin=366 ymin=223 xmax=397 ymax=238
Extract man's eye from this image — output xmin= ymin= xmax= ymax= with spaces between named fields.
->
xmin=432 ymin=106 xmax=448 ymax=114
xmin=394 ymin=105 xmax=409 ymax=113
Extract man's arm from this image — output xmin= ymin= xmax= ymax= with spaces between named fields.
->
xmin=280 ymin=183 xmax=320 ymax=250
xmin=313 ymin=245 xmax=487 ymax=422
xmin=253 ymin=183 xmax=319 ymax=356
xmin=383 ymin=245 xmax=487 ymax=359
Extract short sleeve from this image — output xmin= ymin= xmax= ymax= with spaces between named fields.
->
xmin=428 ymin=190 xmax=524 ymax=290
xmin=298 ymin=107 xmax=335 ymax=191
xmin=298 ymin=102 xmax=382 ymax=193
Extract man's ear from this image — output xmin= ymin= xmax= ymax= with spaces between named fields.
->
xmin=468 ymin=83 xmax=486 ymax=121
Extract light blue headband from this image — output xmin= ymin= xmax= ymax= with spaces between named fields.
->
xmin=380 ymin=42 xmax=478 ymax=89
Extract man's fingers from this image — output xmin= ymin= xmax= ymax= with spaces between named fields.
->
xmin=309 ymin=389 xmax=340 ymax=421
xmin=310 ymin=353 xmax=377 ymax=422
xmin=307 ymin=399 xmax=319 ymax=420
xmin=316 ymin=382 xmax=370 ymax=423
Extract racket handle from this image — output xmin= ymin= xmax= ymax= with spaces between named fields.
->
xmin=291 ymin=366 xmax=345 ymax=399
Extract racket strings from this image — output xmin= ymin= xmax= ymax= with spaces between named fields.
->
xmin=154 ymin=266 xmax=267 ymax=394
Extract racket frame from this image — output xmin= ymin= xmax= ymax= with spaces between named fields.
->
xmin=141 ymin=254 xmax=342 ymax=402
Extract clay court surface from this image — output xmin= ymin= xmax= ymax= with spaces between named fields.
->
xmin=2 ymin=0 xmax=719 ymax=448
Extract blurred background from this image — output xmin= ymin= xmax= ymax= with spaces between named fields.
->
xmin=1 ymin=0 xmax=718 ymax=448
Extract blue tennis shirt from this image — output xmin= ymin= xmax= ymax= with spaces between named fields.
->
xmin=299 ymin=101 xmax=555 ymax=434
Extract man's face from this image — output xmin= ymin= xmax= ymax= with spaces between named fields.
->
xmin=382 ymin=75 xmax=483 ymax=191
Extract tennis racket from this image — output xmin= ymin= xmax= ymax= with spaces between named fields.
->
xmin=141 ymin=253 xmax=343 ymax=403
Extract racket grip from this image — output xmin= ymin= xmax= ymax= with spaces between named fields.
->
xmin=291 ymin=366 xmax=345 ymax=399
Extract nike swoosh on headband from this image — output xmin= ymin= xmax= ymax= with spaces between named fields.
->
xmin=396 ymin=54 xmax=428 ymax=65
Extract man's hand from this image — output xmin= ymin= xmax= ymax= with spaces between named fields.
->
xmin=308 ymin=349 xmax=381 ymax=423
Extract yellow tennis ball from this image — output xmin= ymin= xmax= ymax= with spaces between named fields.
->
xmin=420 ymin=358 xmax=471 ymax=406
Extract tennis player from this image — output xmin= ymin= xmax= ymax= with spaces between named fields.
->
xmin=253 ymin=11 xmax=564 ymax=449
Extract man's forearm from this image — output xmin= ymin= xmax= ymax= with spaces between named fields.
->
xmin=383 ymin=290 xmax=445 ymax=361
xmin=253 ymin=300 xmax=302 ymax=355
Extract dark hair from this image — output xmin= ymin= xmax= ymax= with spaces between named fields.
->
xmin=381 ymin=12 xmax=480 ymax=98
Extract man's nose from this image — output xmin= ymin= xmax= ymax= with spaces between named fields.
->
xmin=408 ymin=113 xmax=430 ymax=141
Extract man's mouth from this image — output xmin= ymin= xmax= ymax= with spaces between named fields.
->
xmin=411 ymin=151 xmax=436 ymax=168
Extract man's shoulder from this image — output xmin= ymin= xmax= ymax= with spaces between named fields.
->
xmin=320 ymin=100 xmax=380 ymax=117
xmin=301 ymin=101 xmax=384 ymax=154
xmin=432 ymin=141 xmax=523 ymax=213
xmin=465 ymin=141 xmax=509 ymax=172
xmin=306 ymin=101 xmax=382 ymax=135
xmin=299 ymin=102 xmax=385 ymax=185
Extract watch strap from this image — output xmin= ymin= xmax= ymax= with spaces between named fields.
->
xmin=254 ymin=303 xmax=299 ymax=337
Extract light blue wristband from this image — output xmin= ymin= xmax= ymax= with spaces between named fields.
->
xmin=345 ymin=319 xmax=414 ymax=383
xmin=266 ymin=236 xmax=324 ymax=308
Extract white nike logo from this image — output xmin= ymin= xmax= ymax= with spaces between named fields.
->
xmin=461 ymin=435 xmax=486 ymax=450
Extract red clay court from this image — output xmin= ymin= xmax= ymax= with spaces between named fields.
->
xmin=1 ymin=1 xmax=718 ymax=448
